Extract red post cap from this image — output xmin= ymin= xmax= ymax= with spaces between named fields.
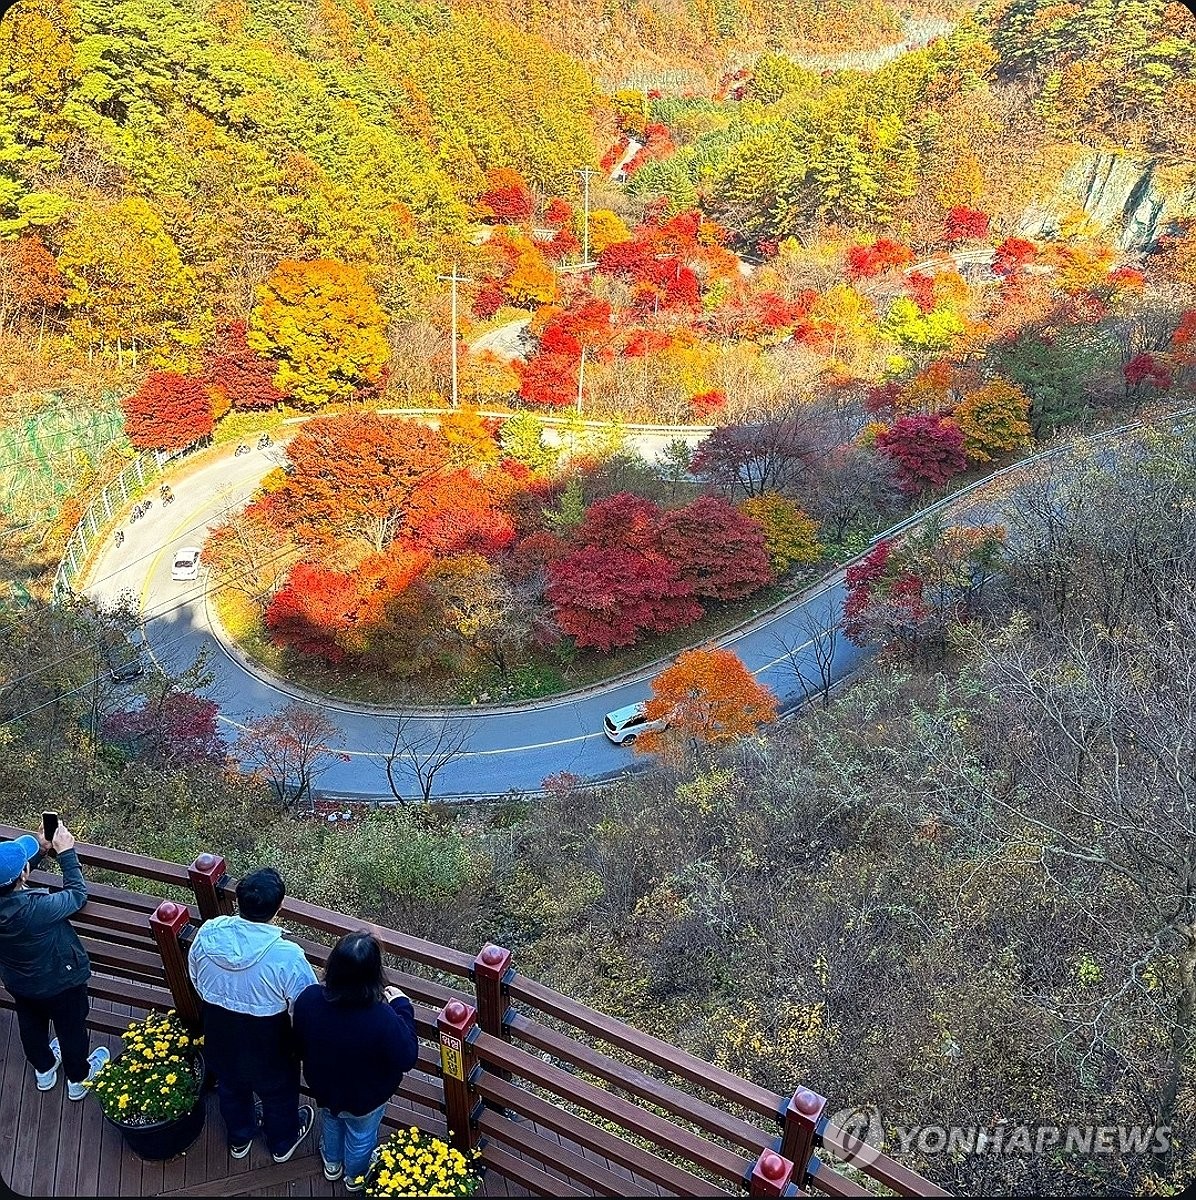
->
xmin=793 ymin=1087 xmax=825 ymax=1116
xmin=438 ymin=998 xmax=477 ymax=1035
xmin=150 ymin=899 xmax=189 ymax=935
xmin=750 ymin=1150 xmax=795 ymax=1196
xmin=475 ymin=943 xmax=513 ymax=979
xmin=188 ymin=853 xmax=226 ymax=880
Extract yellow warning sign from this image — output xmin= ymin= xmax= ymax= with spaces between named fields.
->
xmin=440 ymin=1033 xmax=464 ymax=1081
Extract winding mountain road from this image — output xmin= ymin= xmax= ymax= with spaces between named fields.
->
xmin=81 ymin=432 xmax=873 ymax=801
xmin=80 ymin=411 xmax=1191 ymax=801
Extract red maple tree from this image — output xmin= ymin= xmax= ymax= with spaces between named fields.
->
xmin=407 ymin=470 xmax=517 ymax=558
xmin=472 ymin=284 xmax=506 ymax=318
xmin=546 ymin=545 xmax=702 ymax=651
xmin=514 ymin=350 xmax=577 ymax=407
xmin=0 ymin=234 xmax=65 ymax=329
xmin=689 ymin=389 xmax=726 ymax=419
xmin=543 ymin=197 xmax=574 ymax=228
xmin=103 ymin=690 xmax=227 ymax=768
xmin=945 ymin=206 xmax=990 ymax=243
xmin=1124 ymin=353 xmax=1173 ymax=393
xmin=905 ymin=271 xmax=937 ymax=313
xmin=504 ymin=530 xmax=568 ymax=581
xmin=276 ymin=413 xmax=451 ymax=552
xmin=656 ymin=496 xmax=774 ymax=599
xmin=479 ymin=168 xmax=534 ymax=224
xmin=992 ymin=237 xmax=1037 ymax=278
xmin=121 ymin=372 xmax=214 ymax=451
xmin=204 ymin=320 xmax=285 ymax=411
xmin=846 ymin=237 xmax=914 ymax=279
xmin=265 ymin=562 xmax=361 ymax=663
xmin=575 ymin=492 xmax=661 ymax=551
xmin=842 ymin=539 xmax=928 ymax=645
xmin=874 ymin=415 xmax=968 ymax=493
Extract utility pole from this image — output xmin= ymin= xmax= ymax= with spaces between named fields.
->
xmin=578 ymin=167 xmax=595 ymax=266
xmin=570 ymin=345 xmax=586 ymax=460
xmin=436 ymin=264 xmax=474 ymax=409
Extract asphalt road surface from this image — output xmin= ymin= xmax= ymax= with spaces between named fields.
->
xmin=82 ymin=438 xmax=871 ymax=800
xmin=88 ymin=409 xmax=1189 ymax=801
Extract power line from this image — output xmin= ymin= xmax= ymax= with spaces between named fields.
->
xmin=0 ymin=533 xmax=302 ymax=729
xmin=0 ymin=490 xmax=289 ymax=700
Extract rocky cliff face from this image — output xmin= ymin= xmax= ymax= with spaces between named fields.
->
xmin=1019 ymin=151 xmax=1196 ymax=250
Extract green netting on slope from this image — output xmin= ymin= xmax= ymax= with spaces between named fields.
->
xmin=0 ymin=393 xmax=128 ymax=526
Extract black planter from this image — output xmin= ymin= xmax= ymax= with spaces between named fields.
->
xmin=106 ymin=1055 xmax=208 ymax=1161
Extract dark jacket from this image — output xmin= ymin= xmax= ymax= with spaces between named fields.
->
xmin=0 ymin=849 xmax=91 ymax=999
xmin=292 ymin=984 xmax=419 ymax=1116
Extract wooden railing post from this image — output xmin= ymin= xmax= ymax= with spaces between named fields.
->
xmin=148 ymin=901 xmax=201 ymax=1027
xmin=188 ymin=853 xmax=232 ymax=921
xmin=748 ymin=1149 xmax=796 ymax=1196
xmin=474 ymin=942 xmax=513 ymax=1042
xmin=779 ymin=1088 xmax=827 ymax=1186
xmin=437 ymin=999 xmax=481 ymax=1155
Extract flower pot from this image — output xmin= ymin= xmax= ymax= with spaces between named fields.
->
xmin=105 ymin=1055 xmax=208 ymax=1161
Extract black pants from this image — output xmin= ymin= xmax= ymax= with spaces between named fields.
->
xmin=201 ymin=1001 xmax=301 ymax=1157
xmin=12 ymin=984 xmax=92 ymax=1082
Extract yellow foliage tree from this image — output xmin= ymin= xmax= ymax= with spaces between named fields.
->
xmin=587 ymin=209 xmax=630 ymax=255
xmin=637 ymin=647 xmax=778 ymax=764
xmin=951 ymin=378 xmax=1033 ymax=463
xmin=739 ymin=493 xmax=824 ymax=573
xmin=807 ymin=284 xmax=879 ymax=374
xmin=610 ymin=89 xmax=649 ymax=138
xmin=0 ymin=0 xmax=79 ymax=150
xmin=438 ymin=405 xmax=500 ymax=468
xmin=249 ymin=259 xmax=390 ymax=407
xmin=58 ymin=196 xmax=203 ymax=367
xmin=504 ymin=245 xmax=558 ymax=307
xmin=1048 ymin=241 xmax=1116 ymax=293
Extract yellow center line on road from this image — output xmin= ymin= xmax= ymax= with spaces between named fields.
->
xmin=138 ymin=476 xmax=259 ymax=614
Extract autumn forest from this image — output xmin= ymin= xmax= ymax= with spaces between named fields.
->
xmin=3 ymin=0 xmax=1196 ymax=1192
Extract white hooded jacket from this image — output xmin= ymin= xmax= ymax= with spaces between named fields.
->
xmin=187 ymin=915 xmax=316 ymax=1017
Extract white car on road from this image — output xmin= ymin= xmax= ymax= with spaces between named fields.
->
xmin=172 ymin=547 xmax=202 ymax=582
xmin=603 ymin=701 xmax=669 ymax=746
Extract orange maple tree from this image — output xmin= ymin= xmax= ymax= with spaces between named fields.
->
xmin=636 ymin=646 xmax=778 ymax=761
xmin=275 ymin=412 xmax=450 ymax=553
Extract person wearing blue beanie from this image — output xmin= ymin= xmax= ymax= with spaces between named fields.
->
xmin=0 ymin=824 xmax=109 ymax=1099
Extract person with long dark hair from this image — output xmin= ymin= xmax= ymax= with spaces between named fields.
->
xmin=293 ymin=930 xmax=419 ymax=1191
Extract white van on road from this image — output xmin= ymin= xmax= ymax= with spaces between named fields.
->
xmin=603 ymin=701 xmax=669 ymax=746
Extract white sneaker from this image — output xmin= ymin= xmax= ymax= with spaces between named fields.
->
xmin=68 ymin=1046 xmax=110 ymax=1101
xmin=35 ymin=1039 xmax=63 ymax=1091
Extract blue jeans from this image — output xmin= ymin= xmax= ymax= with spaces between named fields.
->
xmin=321 ymin=1103 xmax=388 ymax=1182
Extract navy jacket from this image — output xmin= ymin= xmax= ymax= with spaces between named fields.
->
xmin=0 ymin=849 xmax=91 ymax=999
xmin=292 ymin=983 xmax=419 ymax=1116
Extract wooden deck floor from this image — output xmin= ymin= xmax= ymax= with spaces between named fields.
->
xmin=0 ymin=1005 xmax=662 ymax=1198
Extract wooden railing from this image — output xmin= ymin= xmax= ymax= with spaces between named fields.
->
xmin=0 ymin=828 xmax=949 ymax=1198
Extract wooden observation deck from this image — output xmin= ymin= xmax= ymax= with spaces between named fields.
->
xmin=0 ymin=827 xmax=949 ymax=1198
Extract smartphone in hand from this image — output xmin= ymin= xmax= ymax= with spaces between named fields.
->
xmin=42 ymin=812 xmax=59 ymax=844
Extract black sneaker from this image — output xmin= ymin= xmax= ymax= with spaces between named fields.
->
xmin=272 ymin=1105 xmax=315 ymax=1164
xmin=231 ymin=1102 xmax=263 ymax=1159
